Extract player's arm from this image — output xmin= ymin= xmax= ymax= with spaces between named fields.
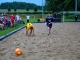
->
xmin=26 ymin=26 xmax=27 ymax=29
xmin=49 ymin=22 xmax=52 ymax=24
xmin=45 ymin=18 xmax=47 ymax=25
xmin=25 ymin=26 xmax=28 ymax=36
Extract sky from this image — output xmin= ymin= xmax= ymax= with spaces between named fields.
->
xmin=0 ymin=0 xmax=45 ymax=6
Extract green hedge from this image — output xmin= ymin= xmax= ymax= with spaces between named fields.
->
xmin=0 ymin=12 xmax=49 ymax=14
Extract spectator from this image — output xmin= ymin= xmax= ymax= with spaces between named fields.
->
xmin=26 ymin=15 xmax=30 ymax=23
xmin=10 ymin=14 xmax=15 ymax=27
xmin=0 ymin=17 xmax=4 ymax=29
xmin=15 ymin=14 xmax=20 ymax=26
xmin=6 ymin=17 xmax=11 ymax=28
xmin=75 ymin=15 xmax=78 ymax=22
xmin=20 ymin=17 xmax=25 ymax=24
xmin=2 ymin=17 xmax=7 ymax=25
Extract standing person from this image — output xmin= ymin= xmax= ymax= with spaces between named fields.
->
xmin=26 ymin=15 xmax=30 ymax=23
xmin=20 ymin=17 xmax=25 ymax=24
xmin=45 ymin=14 xmax=53 ymax=35
xmin=25 ymin=23 xmax=34 ymax=36
xmin=15 ymin=14 xmax=20 ymax=26
xmin=45 ymin=14 xmax=53 ymax=27
xmin=47 ymin=20 xmax=52 ymax=35
xmin=0 ymin=17 xmax=4 ymax=29
xmin=75 ymin=15 xmax=78 ymax=22
xmin=10 ymin=14 xmax=15 ymax=27
xmin=6 ymin=17 xmax=11 ymax=28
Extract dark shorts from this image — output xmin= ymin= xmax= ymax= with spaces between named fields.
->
xmin=48 ymin=26 xmax=52 ymax=28
xmin=27 ymin=19 xmax=29 ymax=23
xmin=46 ymin=23 xmax=52 ymax=28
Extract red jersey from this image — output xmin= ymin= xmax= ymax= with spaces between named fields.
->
xmin=10 ymin=14 xmax=15 ymax=21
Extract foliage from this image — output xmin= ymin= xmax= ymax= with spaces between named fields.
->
xmin=34 ymin=5 xmax=38 ymax=12
xmin=6 ymin=12 xmax=49 ymax=14
xmin=64 ymin=0 xmax=75 ymax=11
xmin=78 ymin=0 xmax=80 ymax=11
xmin=65 ymin=12 xmax=69 ymax=18
xmin=14 ymin=8 xmax=17 ymax=12
xmin=0 ymin=1 xmax=42 ymax=10
xmin=45 ymin=0 xmax=64 ymax=12
xmin=8 ymin=6 xmax=11 ymax=12
xmin=45 ymin=0 xmax=80 ymax=12
xmin=26 ymin=6 xmax=29 ymax=12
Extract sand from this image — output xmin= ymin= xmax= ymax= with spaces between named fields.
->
xmin=0 ymin=22 xmax=80 ymax=60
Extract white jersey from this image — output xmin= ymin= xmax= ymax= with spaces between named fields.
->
xmin=16 ymin=15 xmax=20 ymax=20
xmin=26 ymin=16 xmax=30 ymax=19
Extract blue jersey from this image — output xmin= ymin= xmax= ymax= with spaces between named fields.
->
xmin=46 ymin=16 xmax=53 ymax=26
xmin=46 ymin=16 xmax=53 ymax=23
xmin=0 ymin=20 xmax=3 ymax=24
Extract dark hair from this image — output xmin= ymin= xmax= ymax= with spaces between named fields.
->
xmin=27 ymin=20 xmax=29 ymax=23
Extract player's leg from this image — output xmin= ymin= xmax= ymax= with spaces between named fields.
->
xmin=26 ymin=26 xmax=29 ymax=36
xmin=26 ymin=30 xmax=28 ymax=36
xmin=30 ymin=29 xmax=32 ymax=36
xmin=32 ymin=29 xmax=34 ymax=36
xmin=48 ymin=26 xmax=52 ymax=35
xmin=29 ymin=26 xmax=34 ymax=36
xmin=48 ymin=28 xmax=51 ymax=34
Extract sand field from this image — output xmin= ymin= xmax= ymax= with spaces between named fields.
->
xmin=0 ymin=22 xmax=80 ymax=60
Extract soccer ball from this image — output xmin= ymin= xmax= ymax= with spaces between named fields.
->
xmin=15 ymin=48 xmax=22 ymax=55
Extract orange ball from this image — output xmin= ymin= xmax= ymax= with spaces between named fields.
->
xmin=15 ymin=48 xmax=22 ymax=55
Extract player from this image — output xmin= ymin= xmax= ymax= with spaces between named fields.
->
xmin=25 ymin=23 xmax=34 ymax=36
xmin=26 ymin=15 xmax=30 ymax=23
xmin=45 ymin=14 xmax=53 ymax=35
xmin=47 ymin=20 xmax=52 ymax=35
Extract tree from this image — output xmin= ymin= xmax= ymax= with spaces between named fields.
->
xmin=14 ymin=8 xmax=17 ymax=12
xmin=0 ymin=2 xmax=42 ymax=10
xmin=8 ymin=6 xmax=11 ymax=12
xmin=45 ymin=0 xmax=77 ymax=12
xmin=45 ymin=0 xmax=65 ymax=12
xmin=26 ymin=6 xmax=29 ymax=12
xmin=64 ymin=0 xmax=75 ymax=11
xmin=34 ymin=5 xmax=38 ymax=12
xmin=77 ymin=0 xmax=80 ymax=11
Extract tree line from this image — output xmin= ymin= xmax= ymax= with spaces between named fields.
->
xmin=45 ymin=0 xmax=80 ymax=12
xmin=0 ymin=1 xmax=42 ymax=10
xmin=1 ymin=0 xmax=79 ymax=13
